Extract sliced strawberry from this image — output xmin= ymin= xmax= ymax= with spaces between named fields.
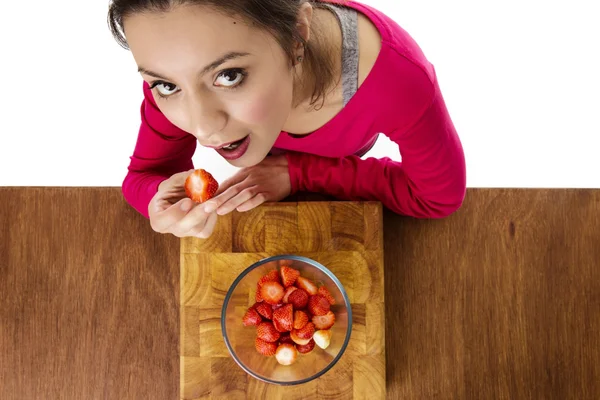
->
xmin=294 ymin=322 xmax=315 ymax=340
xmin=258 ymin=270 xmax=280 ymax=286
xmin=273 ymin=318 xmax=287 ymax=333
xmin=256 ymin=322 xmax=281 ymax=343
xmin=255 ymin=284 xmax=263 ymax=302
xmin=255 ymin=337 xmax=277 ymax=356
xmin=272 ymin=303 xmax=284 ymax=311
xmin=312 ymin=311 xmax=336 ymax=330
xmin=280 ymin=266 xmax=300 ymax=287
xmin=282 ymin=286 xmax=297 ymax=303
xmin=275 ymin=343 xmax=298 ymax=366
xmin=293 ymin=310 xmax=309 ymax=330
xmin=313 ymin=330 xmax=332 ymax=349
xmin=255 ymin=302 xmax=273 ymax=320
xmin=308 ymin=294 xmax=330 ymax=316
xmin=318 ymin=286 xmax=336 ymax=305
xmin=272 ymin=303 xmax=293 ymax=332
xmin=296 ymin=276 xmax=318 ymax=295
xmin=184 ymin=169 xmax=218 ymax=204
xmin=242 ymin=307 xmax=262 ymax=327
xmin=260 ymin=281 xmax=284 ymax=305
xmin=290 ymin=329 xmax=311 ymax=346
xmin=287 ymin=288 xmax=309 ymax=310
xmin=296 ymin=339 xmax=316 ymax=354
xmin=279 ymin=333 xmax=294 ymax=346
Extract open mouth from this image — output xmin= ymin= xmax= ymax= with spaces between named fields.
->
xmin=220 ymin=137 xmax=246 ymax=151
xmin=215 ymin=135 xmax=251 ymax=160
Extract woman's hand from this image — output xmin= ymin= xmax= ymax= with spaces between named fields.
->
xmin=148 ymin=169 xmax=219 ymax=238
xmin=205 ymin=155 xmax=291 ymax=215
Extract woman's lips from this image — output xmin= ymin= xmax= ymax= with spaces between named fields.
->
xmin=204 ymin=137 xmax=244 ymax=149
xmin=215 ymin=135 xmax=250 ymax=160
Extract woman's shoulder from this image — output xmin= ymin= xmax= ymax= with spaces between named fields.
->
xmin=340 ymin=0 xmax=435 ymax=82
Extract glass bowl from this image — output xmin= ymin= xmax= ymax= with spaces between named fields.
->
xmin=221 ymin=254 xmax=352 ymax=385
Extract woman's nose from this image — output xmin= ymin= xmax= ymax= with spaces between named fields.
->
xmin=188 ymin=94 xmax=227 ymax=140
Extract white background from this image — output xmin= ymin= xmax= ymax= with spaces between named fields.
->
xmin=1 ymin=0 xmax=599 ymax=187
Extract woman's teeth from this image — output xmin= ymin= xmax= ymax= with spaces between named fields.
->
xmin=222 ymin=137 xmax=245 ymax=150
xmin=223 ymin=142 xmax=240 ymax=150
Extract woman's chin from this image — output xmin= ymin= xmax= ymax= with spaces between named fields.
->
xmin=225 ymin=148 xmax=267 ymax=168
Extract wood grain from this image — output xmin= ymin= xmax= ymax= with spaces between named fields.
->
xmin=2 ymin=188 xmax=599 ymax=399
xmin=180 ymin=201 xmax=386 ymax=399
xmin=0 ymin=188 xmax=180 ymax=400
xmin=383 ymin=189 xmax=600 ymax=399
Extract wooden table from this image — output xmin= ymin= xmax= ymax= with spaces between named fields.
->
xmin=1 ymin=188 xmax=599 ymax=399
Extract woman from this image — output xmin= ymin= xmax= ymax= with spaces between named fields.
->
xmin=107 ymin=0 xmax=466 ymax=239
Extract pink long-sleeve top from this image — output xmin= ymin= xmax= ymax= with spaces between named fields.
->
xmin=122 ymin=0 xmax=466 ymax=219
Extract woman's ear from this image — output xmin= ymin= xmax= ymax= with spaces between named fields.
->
xmin=295 ymin=2 xmax=314 ymax=47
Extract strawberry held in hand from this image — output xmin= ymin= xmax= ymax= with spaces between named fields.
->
xmin=241 ymin=266 xmax=340 ymax=366
xmin=184 ymin=169 xmax=219 ymax=204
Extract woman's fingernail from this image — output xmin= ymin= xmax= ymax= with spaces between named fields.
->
xmin=181 ymin=200 xmax=192 ymax=212
xmin=204 ymin=202 xmax=216 ymax=213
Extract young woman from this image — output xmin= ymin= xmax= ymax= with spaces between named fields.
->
xmin=107 ymin=0 xmax=466 ymax=239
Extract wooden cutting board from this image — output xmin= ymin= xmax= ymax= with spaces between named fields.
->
xmin=180 ymin=201 xmax=385 ymax=399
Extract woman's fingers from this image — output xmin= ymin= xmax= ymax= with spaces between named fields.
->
xmin=172 ymin=201 xmax=213 ymax=235
xmin=208 ymin=182 xmax=246 ymax=214
xmin=150 ymin=197 xmax=194 ymax=233
xmin=216 ymin=186 xmax=259 ymax=215
xmin=186 ymin=210 xmax=218 ymax=238
xmin=236 ymin=192 xmax=267 ymax=212
xmin=215 ymin=169 xmax=249 ymax=196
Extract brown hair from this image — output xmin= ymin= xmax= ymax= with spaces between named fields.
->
xmin=107 ymin=0 xmax=339 ymax=109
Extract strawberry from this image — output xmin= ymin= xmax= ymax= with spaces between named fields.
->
xmin=184 ymin=169 xmax=218 ymax=204
xmin=258 ymin=270 xmax=280 ymax=286
xmin=242 ymin=307 xmax=262 ymax=326
xmin=318 ymin=286 xmax=336 ymax=305
xmin=260 ymin=281 xmax=284 ymax=305
xmin=313 ymin=330 xmax=332 ymax=349
xmin=282 ymin=286 xmax=297 ymax=303
xmin=272 ymin=303 xmax=284 ymax=311
xmin=294 ymin=322 xmax=315 ymax=340
xmin=293 ymin=310 xmax=309 ymax=330
xmin=308 ymin=294 xmax=330 ymax=316
xmin=272 ymin=303 xmax=293 ymax=332
xmin=255 ymin=302 xmax=273 ymax=320
xmin=255 ymin=337 xmax=277 ymax=356
xmin=312 ymin=311 xmax=336 ymax=330
xmin=279 ymin=333 xmax=294 ymax=346
xmin=256 ymin=322 xmax=280 ymax=343
xmin=255 ymin=284 xmax=263 ymax=302
xmin=296 ymin=276 xmax=318 ymax=295
xmin=290 ymin=329 xmax=311 ymax=346
xmin=287 ymin=288 xmax=309 ymax=309
xmin=273 ymin=318 xmax=287 ymax=333
xmin=280 ymin=266 xmax=300 ymax=287
xmin=275 ymin=343 xmax=298 ymax=366
xmin=296 ymin=339 xmax=316 ymax=354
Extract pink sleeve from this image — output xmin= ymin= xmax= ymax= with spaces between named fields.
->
xmin=285 ymin=78 xmax=466 ymax=219
xmin=121 ymin=82 xmax=197 ymax=218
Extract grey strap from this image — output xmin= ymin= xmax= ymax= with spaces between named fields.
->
xmin=320 ymin=3 xmax=359 ymax=106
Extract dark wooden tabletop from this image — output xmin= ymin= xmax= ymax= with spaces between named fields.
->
xmin=1 ymin=188 xmax=598 ymax=399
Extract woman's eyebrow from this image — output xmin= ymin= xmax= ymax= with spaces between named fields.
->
xmin=137 ymin=51 xmax=251 ymax=80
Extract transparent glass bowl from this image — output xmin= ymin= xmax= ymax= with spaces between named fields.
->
xmin=221 ymin=254 xmax=352 ymax=385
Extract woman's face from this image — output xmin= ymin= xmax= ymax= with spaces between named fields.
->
xmin=124 ymin=5 xmax=297 ymax=167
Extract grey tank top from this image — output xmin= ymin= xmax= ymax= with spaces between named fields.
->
xmin=319 ymin=3 xmax=359 ymax=106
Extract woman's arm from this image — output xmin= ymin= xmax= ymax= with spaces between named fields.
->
xmin=121 ymin=83 xmax=197 ymax=218
xmin=285 ymin=77 xmax=466 ymax=218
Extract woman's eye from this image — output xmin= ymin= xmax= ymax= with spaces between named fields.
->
xmin=154 ymin=82 xmax=179 ymax=96
xmin=215 ymin=69 xmax=245 ymax=87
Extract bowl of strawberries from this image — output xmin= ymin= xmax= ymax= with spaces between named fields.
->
xmin=221 ymin=255 xmax=352 ymax=385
